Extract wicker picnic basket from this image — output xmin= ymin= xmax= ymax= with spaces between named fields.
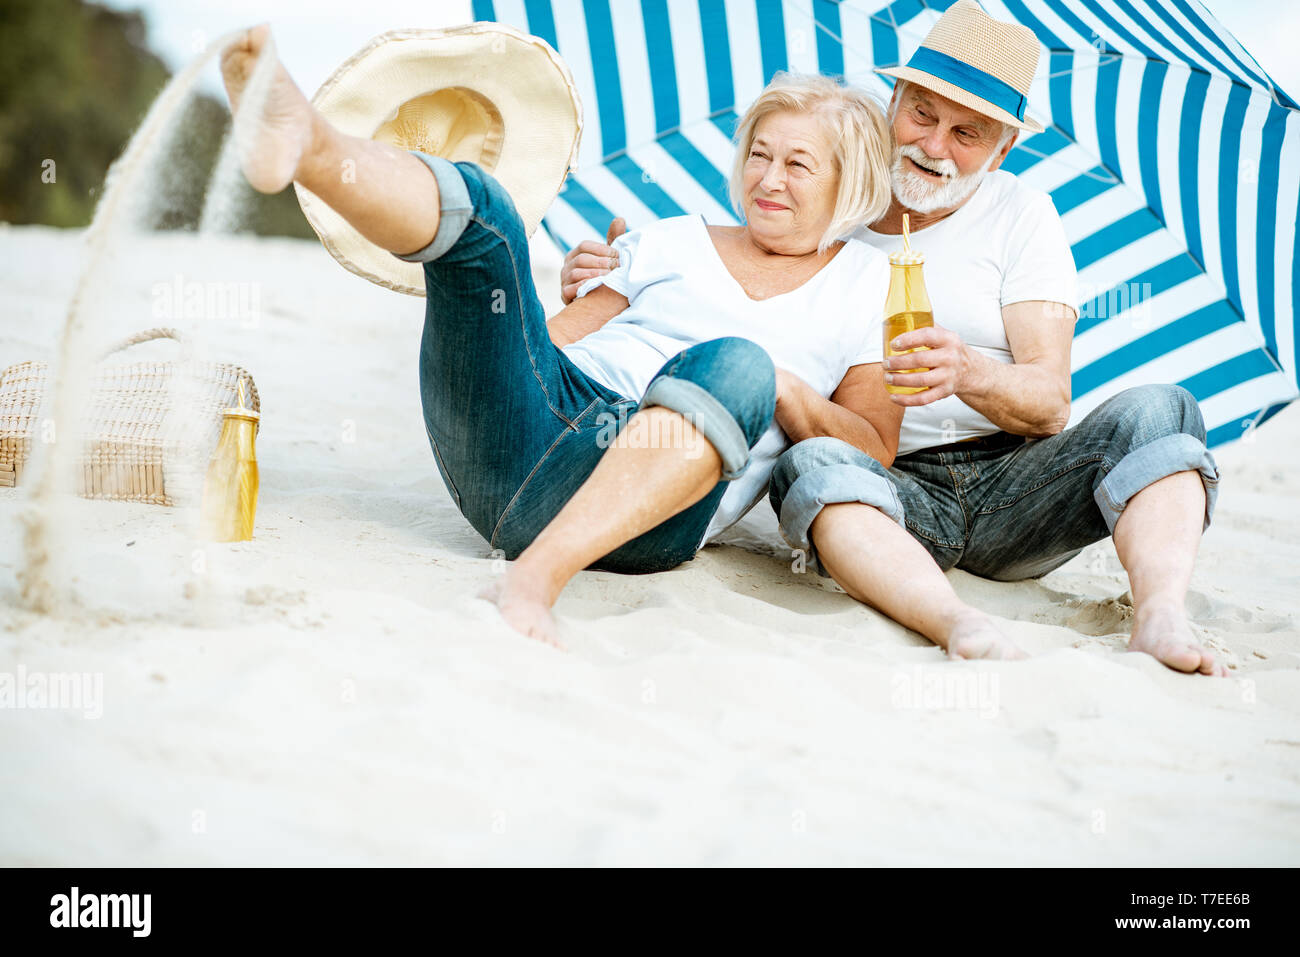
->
xmin=0 ymin=328 xmax=260 ymax=504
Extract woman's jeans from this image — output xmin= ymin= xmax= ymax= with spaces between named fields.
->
xmin=769 ymin=384 xmax=1220 ymax=580
xmin=396 ymin=154 xmax=775 ymax=573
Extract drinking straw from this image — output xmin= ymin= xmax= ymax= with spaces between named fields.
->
xmin=902 ymin=213 xmax=911 ymax=253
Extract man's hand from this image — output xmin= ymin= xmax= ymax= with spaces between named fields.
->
xmin=560 ymin=218 xmax=627 ymax=304
xmin=883 ymin=324 xmax=974 ymax=407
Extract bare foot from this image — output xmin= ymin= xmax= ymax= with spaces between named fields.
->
xmin=945 ymin=611 xmax=1027 ymax=661
xmin=220 ymin=24 xmax=315 ymax=193
xmin=1129 ymin=601 xmax=1227 ymax=676
xmin=478 ymin=569 xmax=564 ymax=650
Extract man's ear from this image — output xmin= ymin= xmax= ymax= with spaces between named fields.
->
xmin=988 ymin=131 xmax=1018 ymax=172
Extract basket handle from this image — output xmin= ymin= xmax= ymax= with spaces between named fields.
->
xmin=98 ymin=327 xmax=190 ymax=360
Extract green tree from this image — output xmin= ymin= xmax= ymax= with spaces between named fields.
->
xmin=0 ymin=0 xmax=312 ymax=237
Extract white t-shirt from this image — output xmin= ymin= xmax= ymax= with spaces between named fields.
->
xmin=565 ymin=214 xmax=890 ymax=544
xmin=853 ymin=170 xmax=1078 ymax=455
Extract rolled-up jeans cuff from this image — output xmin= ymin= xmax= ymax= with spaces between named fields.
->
xmin=392 ymin=152 xmax=473 ymax=263
xmin=1094 ymin=433 xmax=1219 ymax=533
xmin=779 ymin=464 xmax=905 ymax=578
xmin=639 ymin=376 xmax=750 ymax=480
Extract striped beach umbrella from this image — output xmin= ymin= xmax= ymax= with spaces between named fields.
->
xmin=473 ymin=0 xmax=1299 ymax=446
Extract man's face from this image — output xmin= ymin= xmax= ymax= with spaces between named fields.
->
xmin=887 ymin=83 xmax=1013 ymax=214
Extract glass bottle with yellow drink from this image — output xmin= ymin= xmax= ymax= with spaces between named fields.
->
xmin=200 ymin=378 xmax=260 ymax=541
xmin=883 ymin=215 xmax=934 ymax=396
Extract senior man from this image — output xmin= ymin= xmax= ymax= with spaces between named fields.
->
xmin=557 ymin=1 xmax=1223 ymax=675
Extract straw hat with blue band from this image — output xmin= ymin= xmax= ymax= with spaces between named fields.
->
xmin=876 ymin=0 xmax=1045 ymax=134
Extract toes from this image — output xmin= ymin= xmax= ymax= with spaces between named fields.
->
xmin=947 ymin=639 xmax=978 ymax=660
xmin=525 ymin=620 xmax=565 ymax=651
xmin=1162 ymin=647 xmax=1200 ymax=673
xmin=1135 ymin=638 xmax=1225 ymax=676
xmin=248 ymin=23 xmax=273 ymax=52
xmin=1197 ymin=649 xmax=1229 ymax=677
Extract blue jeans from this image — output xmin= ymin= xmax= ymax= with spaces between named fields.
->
xmin=769 ymin=385 xmax=1220 ymax=580
xmin=398 ymin=154 xmax=775 ymax=573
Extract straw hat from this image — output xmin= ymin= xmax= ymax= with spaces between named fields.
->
xmin=295 ymin=24 xmax=583 ymax=297
xmin=877 ymin=0 xmax=1044 ymax=134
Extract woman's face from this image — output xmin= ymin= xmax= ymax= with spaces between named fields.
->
xmin=742 ymin=110 xmax=839 ymax=253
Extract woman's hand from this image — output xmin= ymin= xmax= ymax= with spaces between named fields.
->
xmin=775 ymin=364 xmax=902 ymax=467
xmin=560 ymin=218 xmax=627 ymax=304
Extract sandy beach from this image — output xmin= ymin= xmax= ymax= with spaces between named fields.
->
xmin=1 ymin=222 xmax=1297 ymax=866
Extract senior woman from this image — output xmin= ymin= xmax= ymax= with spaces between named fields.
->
xmin=221 ymin=27 xmax=899 ymax=644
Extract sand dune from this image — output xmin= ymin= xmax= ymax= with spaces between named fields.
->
xmin=1 ymin=224 xmax=1297 ymax=865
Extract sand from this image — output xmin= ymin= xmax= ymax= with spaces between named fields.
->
xmin=1 ymin=222 xmax=1297 ymax=866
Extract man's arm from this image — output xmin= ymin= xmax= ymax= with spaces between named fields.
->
xmin=560 ymin=218 xmax=627 ymax=304
xmin=546 ymin=284 xmax=630 ymax=348
xmin=775 ymin=363 xmax=903 ymax=467
xmin=883 ymin=299 xmax=1076 ymax=437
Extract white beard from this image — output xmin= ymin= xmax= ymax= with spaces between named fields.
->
xmin=890 ymin=143 xmax=998 ymax=215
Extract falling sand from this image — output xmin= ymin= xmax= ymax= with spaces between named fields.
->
xmin=17 ymin=30 xmax=274 ymax=615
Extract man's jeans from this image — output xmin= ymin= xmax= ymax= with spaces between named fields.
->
xmin=769 ymin=385 xmax=1220 ymax=580
xmin=398 ymin=153 xmax=775 ymax=573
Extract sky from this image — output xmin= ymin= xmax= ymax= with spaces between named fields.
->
xmin=100 ymin=0 xmax=1300 ymax=102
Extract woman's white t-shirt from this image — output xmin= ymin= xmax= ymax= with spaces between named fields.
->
xmin=565 ymin=214 xmax=890 ymax=545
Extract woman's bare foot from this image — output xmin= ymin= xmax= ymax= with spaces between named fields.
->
xmin=479 ymin=567 xmax=564 ymax=650
xmin=1129 ymin=600 xmax=1226 ymax=676
xmin=945 ymin=610 xmax=1026 ymax=661
xmin=219 ymin=24 xmax=316 ymax=194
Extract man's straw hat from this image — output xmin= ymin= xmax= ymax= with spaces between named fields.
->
xmin=877 ymin=0 xmax=1044 ymax=134
xmin=295 ymin=24 xmax=582 ymax=296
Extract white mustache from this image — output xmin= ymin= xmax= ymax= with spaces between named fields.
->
xmin=896 ymin=144 xmax=958 ymax=179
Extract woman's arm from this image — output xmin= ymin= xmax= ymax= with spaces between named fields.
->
xmin=775 ymin=363 xmax=903 ymax=467
xmin=546 ymin=284 xmax=630 ymax=348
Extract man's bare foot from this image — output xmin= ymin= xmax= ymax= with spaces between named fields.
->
xmin=478 ymin=567 xmax=564 ymax=649
xmin=219 ymin=24 xmax=316 ymax=193
xmin=1129 ymin=600 xmax=1226 ymax=676
xmin=945 ymin=611 xmax=1026 ymax=661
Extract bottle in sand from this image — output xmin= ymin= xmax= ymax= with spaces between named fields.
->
xmin=883 ymin=213 xmax=934 ymax=396
xmin=200 ymin=377 xmax=260 ymax=541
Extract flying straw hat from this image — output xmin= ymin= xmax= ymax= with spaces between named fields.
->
xmin=877 ymin=0 xmax=1044 ymax=134
xmin=295 ymin=24 xmax=582 ymax=297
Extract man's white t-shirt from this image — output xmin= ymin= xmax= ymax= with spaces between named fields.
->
xmin=565 ymin=214 xmax=890 ymax=544
xmin=853 ymin=170 xmax=1078 ymax=455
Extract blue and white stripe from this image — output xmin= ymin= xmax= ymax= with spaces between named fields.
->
xmin=474 ymin=0 xmax=1299 ymax=448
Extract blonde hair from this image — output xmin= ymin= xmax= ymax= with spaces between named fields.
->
xmin=729 ymin=72 xmax=894 ymax=252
